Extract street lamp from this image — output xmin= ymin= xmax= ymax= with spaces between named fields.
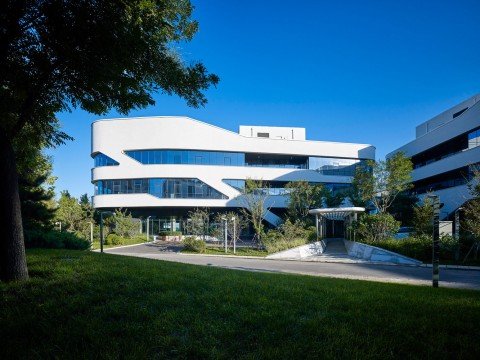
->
xmin=427 ymin=194 xmax=440 ymax=288
xmin=146 ymin=216 xmax=152 ymax=242
xmin=55 ymin=221 xmax=62 ymax=232
xmin=89 ymin=221 xmax=94 ymax=245
xmin=99 ymin=211 xmax=114 ymax=253
xmin=231 ymin=216 xmax=236 ymax=254
xmin=221 ymin=217 xmax=228 ymax=253
xmin=454 ymin=207 xmax=463 ymax=261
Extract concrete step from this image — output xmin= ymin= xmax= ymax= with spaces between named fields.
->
xmin=324 ymin=239 xmax=347 ymax=255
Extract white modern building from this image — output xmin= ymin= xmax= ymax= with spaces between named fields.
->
xmin=388 ymin=94 xmax=480 ymax=219
xmin=91 ymin=116 xmax=375 ymax=229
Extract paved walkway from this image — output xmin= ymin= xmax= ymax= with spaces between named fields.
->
xmin=103 ymin=244 xmax=480 ymax=290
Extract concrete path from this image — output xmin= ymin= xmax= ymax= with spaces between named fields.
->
xmin=103 ymin=244 xmax=480 ymax=290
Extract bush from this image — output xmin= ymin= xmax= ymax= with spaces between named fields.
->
xmin=439 ymin=234 xmax=459 ymax=260
xmin=412 ymin=199 xmax=434 ymax=236
xmin=363 ymin=235 xmax=431 ymax=261
xmin=263 ymin=220 xmax=311 ymax=253
xmin=24 ymin=229 xmax=90 ymax=250
xmin=182 ymin=236 xmax=206 ymax=253
xmin=363 ymin=234 xmax=461 ymax=262
xmin=130 ymin=235 xmax=147 ymax=243
xmin=159 ymin=230 xmax=182 ymax=236
xmin=355 ymin=213 xmax=400 ymax=242
xmin=263 ymin=233 xmax=307 ymax=254
xmin=306 ymin=226 xmax=317 ymax=242
xmin=105 ymin=233 xmax=124 ymax=245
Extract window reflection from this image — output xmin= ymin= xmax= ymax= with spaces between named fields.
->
xmin=308 ymin=157 xmax=364 ymax=176
xmin=468 ymin=129 xmax=480 ymax=149
xmin=125 ymin=149 xmax=364 ymax=175
xmin=94 ymin=178 xmax=227 ymax=199
xmin=223 ymin=179 xmax=352 ymax=196
xmin=93 ymin=153 xmax=119 ymax=167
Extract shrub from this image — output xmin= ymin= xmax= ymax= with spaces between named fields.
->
xmin=61 ymin=232 xmax=91 ymax=250
xmin=116 ymin=212 xmax=140 ymax=237
xmin=24 ymin=229 xmax=90 ymax=250
xmin=363 ymin=235 xmax=431 ymax=261
xmin=183 ymin=236 xmax=206 ymax=253
xmin=263 ymin=220 xmax=311 ymax=253
xmin=263 ymin=233 xmax=307 ymax=254
xmin=363 ymin=234 xmax=460 ymax=262
xmin=130 ymin=235 xmax=147 ymax=243
xmin=306 ymin=226 xmax=317 ymax=242
xmin=412 ymin=198 xmax=434 ymax=236
xmin=355 ymin=213 xmax=400 ymax=242
xmin=105 ymin=233 xmax=124 ymax=245
xmin=439 ymin=234 xmax=459 ymax=260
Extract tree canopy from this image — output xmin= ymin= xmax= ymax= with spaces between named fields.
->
xmin=1 ymin=0 xmax=219 ymax=144
xmin=0 ymin=0 xmax=219 ymax=281
xmin=285 ymin=181 xmax=323 ymax=220
xmin=349 ymin=152 xmax=413 ymax=213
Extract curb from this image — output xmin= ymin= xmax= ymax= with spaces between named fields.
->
xmin=92 ymin=241 xmax=154 ymax=252
xmin=179 ymin=252 xmax=265 ymax=259
xmin=101 ymin=244 xmax=480 ymax=271
xmin=420 ymin=263 xmax=480 ymax=271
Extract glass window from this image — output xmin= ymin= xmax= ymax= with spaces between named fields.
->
xmin=140 ymin=151 xmax=147 ymax=164
xmin=309 ymin=157 xmax=363 ymax=176
xmin=124 ymin=149 xmax=363 ymax=171
xmin=93 ymin=152 xmax=119 ymax=167
xmin=166 ymin=151 xmax=173 ymax=164
xmin=154 ymin=151 xmax=161 ymax=164
xmin=94 ymin=178 xmax=227 ymax=199
xmin=468 ymin=129 xmax=480 ymax=149
xmin=147 ymin=151 xmax=154 ymax=164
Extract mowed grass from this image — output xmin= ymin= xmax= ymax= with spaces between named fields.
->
xmin=1 ymin=250 xmax=479 ymax=359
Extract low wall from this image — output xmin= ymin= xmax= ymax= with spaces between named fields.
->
xmin=266 ymin=240 xmax=327 ymax=260
xmin=343 ymin=240 xmax=422 ymax=265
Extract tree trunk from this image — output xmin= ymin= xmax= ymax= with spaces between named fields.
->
xmin=0 ymin=131 xmax=29 ymax=281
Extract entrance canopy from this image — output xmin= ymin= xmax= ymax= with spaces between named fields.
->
xmin=309 ymin=207 xmax=365 ymax=239
xmin=308 ymin=207 xmax=365 ymax=220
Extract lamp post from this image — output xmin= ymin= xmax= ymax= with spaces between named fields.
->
xmin=221 ymin=217 xmax=228 ymax=253
xmin=99 ymin=211 xmax=113 ymax=253
xmin=55 ymin=221 xmax=62 ymax=232
xmin=427 ymin=195 xmax=440 ymax=288
xmin=231 ymin=216 xmax=236 ymax=254
xmin=454 ymin=207 xmax=463 ymax=261
xmin=146 ymin=216 xmax=152 ymax=242
xmin=89 ymin=221 xmax=93 ymax=245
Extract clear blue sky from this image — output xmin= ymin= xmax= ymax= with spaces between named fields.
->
xmin=50 ymin=0 xmax=480 ymax=198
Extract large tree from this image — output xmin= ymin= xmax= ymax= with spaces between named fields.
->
xmin=0 ymin=0 xmax=219 ymax=281
xmin=349 ymin=152 xmax=413 ymax=213
xmin=240 ymin=179 xmax=271 ymax=244
xmin=18 ymin=151 xmax=56 ymax=236
xmin=285 ymin=181 xmax=323 ymax=220
xmin=462 ymin=169 xmax=480 ymax=244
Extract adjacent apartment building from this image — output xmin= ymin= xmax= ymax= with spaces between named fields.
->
xmin=388 ymin=94 xmax=480 ymax=219
xmin=91 ymin=116 xmax=375 ymax=228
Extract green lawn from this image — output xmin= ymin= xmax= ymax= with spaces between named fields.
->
xmin=1 ymin=250 xmax=479 ymax=359
xmin=183 ymin=246 xmax=268 ymax=257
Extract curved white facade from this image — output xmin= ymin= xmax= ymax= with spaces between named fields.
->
xmin=91 ymin=116 xmax=375 ymax=225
